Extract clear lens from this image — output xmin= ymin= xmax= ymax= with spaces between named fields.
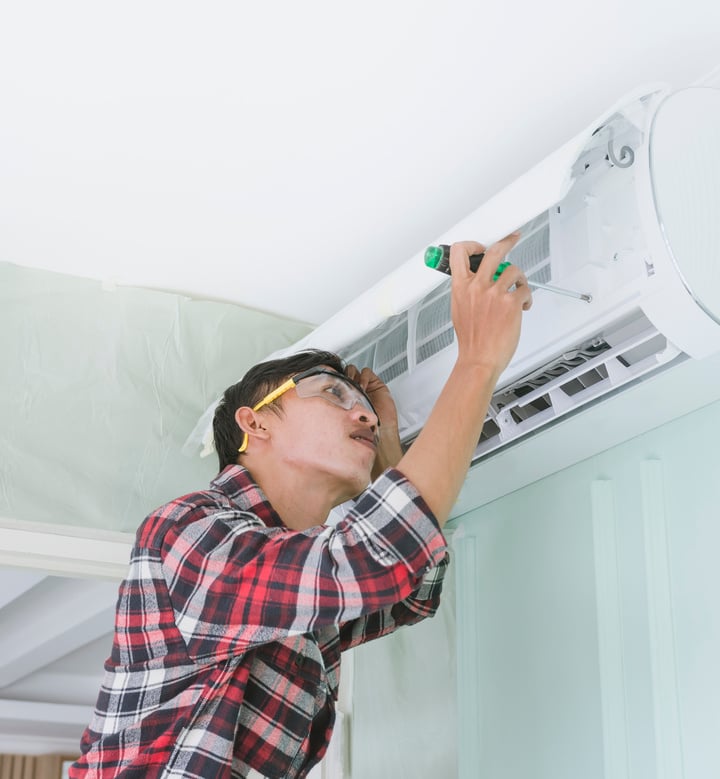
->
xmin=295 ymin=372 xmax=375 ymax=415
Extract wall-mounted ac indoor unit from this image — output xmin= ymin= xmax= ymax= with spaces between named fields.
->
xmin=263 ymin=84 xmax=720 ymax=464
xmin=189 ymin=83 xmax=720 ymax=464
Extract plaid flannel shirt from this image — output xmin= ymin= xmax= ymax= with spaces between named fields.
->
xmin=71 ymin=465 xmax=448 ymax=779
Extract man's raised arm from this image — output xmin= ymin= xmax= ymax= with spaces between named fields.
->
xmin=396 ymin=234 xmax=533 ymax=526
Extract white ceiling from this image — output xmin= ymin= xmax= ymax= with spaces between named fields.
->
xmin=2 ymin=2 xmax=719 ymax=324
xmin=2 ymin=0 xmax=720 ymax=759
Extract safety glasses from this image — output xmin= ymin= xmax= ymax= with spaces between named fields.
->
xmin=237 ymin=368 xmax=379 ymax=453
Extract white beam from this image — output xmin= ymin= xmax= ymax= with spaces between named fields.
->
xmin=0 ymin=698 xmax=92 ymax=727
xmin=0 ymin=576 xmax=118 ymax=688
xmin=0 ymin=568 xmax=46 ymax=610
xmin=0 ymin=699 xmax=92 ymax=754
xmin=0 ymin=669 xmax=105 ymax=706
xmin=0 ymin=518 xmax=132 ymax=580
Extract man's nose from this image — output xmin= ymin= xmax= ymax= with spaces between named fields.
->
xmin=350 ymin=402 xmax=378 ymax=428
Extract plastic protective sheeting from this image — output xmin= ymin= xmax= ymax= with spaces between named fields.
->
xmin=0 ymin=263 xmax=311 ymax=533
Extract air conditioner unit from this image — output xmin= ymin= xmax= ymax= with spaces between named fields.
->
xmin=190 ymin=83 xmax=720 ymax=464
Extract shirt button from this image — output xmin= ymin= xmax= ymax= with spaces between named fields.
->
xmin=295 ymin=655 xmax=305 ymax=668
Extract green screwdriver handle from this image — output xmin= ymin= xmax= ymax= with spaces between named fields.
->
xmin=424 ymin=244 xmax=510 ymax=280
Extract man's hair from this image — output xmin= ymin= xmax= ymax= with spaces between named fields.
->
xmin=213 ymin=349 xmax=346 ymax=472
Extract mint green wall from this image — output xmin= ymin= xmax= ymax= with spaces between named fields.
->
xmin=454 ymin=397 xmax=720 ymax=779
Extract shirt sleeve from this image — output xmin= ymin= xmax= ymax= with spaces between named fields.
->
xmin=336 ymin=552 xmax=449 ymax=652
xmin=159 ymin=469 xmax=448 ymax=662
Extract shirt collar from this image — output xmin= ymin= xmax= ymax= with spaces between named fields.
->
xmin=210 ymin=464 xmax=286 ymax=529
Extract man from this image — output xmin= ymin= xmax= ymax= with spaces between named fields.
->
xmin=71 ymin=236 xmax=532 ymax=778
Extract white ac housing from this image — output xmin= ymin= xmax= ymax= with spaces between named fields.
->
xmin=223 ymin=84 xmax=720 ymax=464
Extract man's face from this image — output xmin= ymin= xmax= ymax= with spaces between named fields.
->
xmin=261 ymin=368 xmax=380 ymax=506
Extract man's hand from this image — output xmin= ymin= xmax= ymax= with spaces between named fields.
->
xmin=396 ymin=233 xmax=533 ymax=527
xmin=345 ymin=364 xmax=403 ymax=479
xmin=449 ymin=234 xmax=533 ymax=380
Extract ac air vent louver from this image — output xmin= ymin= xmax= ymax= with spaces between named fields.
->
xmin=473 ymin=311 xmax=685 ymax=460
xmin=375 ymin=317 xmax=409 ymax=383
xmin=398 ymin=310 xmax=686 ymax=461
xmin=341 ymin=312 xmax=409 ymax=385
xmin=416 ymin=281 xmax=453 ymax=364
xmin=506 ymin=211 xmax=551 ymax=285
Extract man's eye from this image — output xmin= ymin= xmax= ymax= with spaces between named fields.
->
xmin=323 ymin=383 xmax=344 ymax=398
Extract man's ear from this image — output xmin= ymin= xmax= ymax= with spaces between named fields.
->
xmin=235 ymin=407 xmax=271 ymax=451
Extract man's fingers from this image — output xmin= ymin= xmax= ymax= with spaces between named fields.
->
xmin=357 ymin=366 xmax=374 ymax=392
xmin=347 ymin=364 xmax=383 ymax=393
xmin=499 ymin=266 xmax=534 ymax=310
xmin=496 ymin=262 xmax=525 ymax=288
xmin=447 ymin=233 xmax=520 ymax=281
xmin=345 ymin=364 xmax=363 ymax=386
xmin=514 ymin=278 xmax=534 ymax=311
xmin=448 ymin=241 xmax=487 ymax=279
xmin=476 ymin=231 xmax=521 ymax=283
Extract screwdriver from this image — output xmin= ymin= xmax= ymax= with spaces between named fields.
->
xmin=424 ymin=244 xmax=592 ymax=303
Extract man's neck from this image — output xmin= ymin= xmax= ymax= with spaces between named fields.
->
xmin=243 ymin=460 xmax=350 ymax=531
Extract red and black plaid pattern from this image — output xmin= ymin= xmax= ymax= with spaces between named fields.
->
xmin=70 ymin=466 xmax=448 ymax=778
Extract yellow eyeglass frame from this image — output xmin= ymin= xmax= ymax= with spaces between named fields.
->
xmin=237 ymin=377 xmax=297 ymax=454
xmin=236 ymin=368 xmax=378 ymax=454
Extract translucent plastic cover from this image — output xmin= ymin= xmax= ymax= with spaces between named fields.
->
xmin=0 ymin=264 xmax=310 ymax=532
